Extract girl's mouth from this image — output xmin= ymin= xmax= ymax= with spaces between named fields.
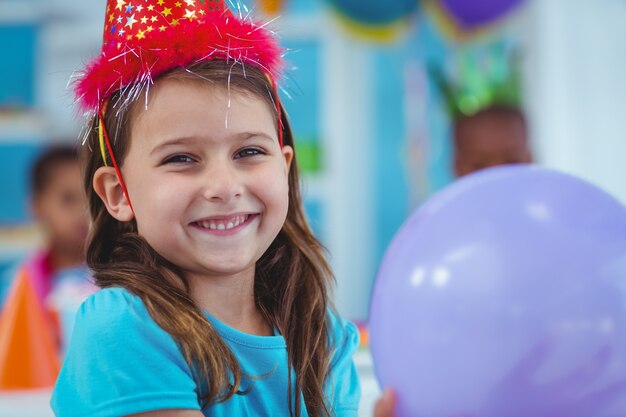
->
xmin=191 ymin=213 xmax=257 ymax=233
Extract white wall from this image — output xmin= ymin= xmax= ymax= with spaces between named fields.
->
xmin=38 ymin=0 xmax=105 ymax=137
xmin=320 ymin=16 xmax=375 ymax=321
xmin=523 ymin=0 xmax=626 ymax=204
xmin=279 ymin=13 xmax=377 ymax=321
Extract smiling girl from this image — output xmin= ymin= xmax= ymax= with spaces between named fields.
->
xmin=50 ymin=1 xmax=374 ymax=416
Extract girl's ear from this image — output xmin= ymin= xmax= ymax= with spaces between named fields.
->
xmin=282 ymin=145 xmax=294 ymax=175
xmin=93 ymin=166 xmax=134 ymax=222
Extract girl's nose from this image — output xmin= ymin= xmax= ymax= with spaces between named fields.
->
xmin=201 ymin=161 xmax=243 ymax=202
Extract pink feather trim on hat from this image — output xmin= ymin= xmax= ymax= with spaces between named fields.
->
xmin=75 ymin=0 xmax=284 ymax=112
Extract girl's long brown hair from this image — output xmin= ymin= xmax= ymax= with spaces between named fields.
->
xmin=82 ymin=61 xmax=335 ymax=417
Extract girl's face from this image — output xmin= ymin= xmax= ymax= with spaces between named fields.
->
xmin=119 ymin=78 xmax=292 ymax=281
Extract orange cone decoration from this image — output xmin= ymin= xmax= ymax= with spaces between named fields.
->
xmin=0 ymin=268 xmax=60 ymax=389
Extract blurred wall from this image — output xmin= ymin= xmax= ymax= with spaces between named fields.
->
xmin=3 ymin=0 xmax=626 ymax=322
xmin=523 ymin=0 xmax=626 ymax=204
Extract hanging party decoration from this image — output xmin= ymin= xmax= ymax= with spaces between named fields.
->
xmin=325 ymin=0 xmax=420 ymax=42
xmin=427 ymin=0 xmax=526 ymax=41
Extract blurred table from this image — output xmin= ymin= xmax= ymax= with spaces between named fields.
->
xmin=355 ymin=348 xmax=382 ymax=417
xmin=0 ymin=388 xmax=53 ymax=417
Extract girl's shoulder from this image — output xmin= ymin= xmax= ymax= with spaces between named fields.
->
xmin=82 ymin=286 xmax=142 ymax=310
xmin=326 ymin=309 xmax=359 ymax=350
xmin=324 ymin=310 xmax=361 ymax=415
xmin=75 ymin=287 xmax=171 ymax=345
xmin=53 ymin=288 xmax=200 ymax=417
xmin=79 ymin=286 xmax=150 ymax=324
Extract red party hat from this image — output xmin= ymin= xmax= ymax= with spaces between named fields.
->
xmin=76 ymin=0 xmax=284 ymax=112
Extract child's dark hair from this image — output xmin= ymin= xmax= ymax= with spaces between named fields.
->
xmin=31 ymin=144 xmax=78 ymax=195
xmin=454 ymin=104 xmax=528 ymax=139
xmin=81 ymin=60 xmax=335 ymax=417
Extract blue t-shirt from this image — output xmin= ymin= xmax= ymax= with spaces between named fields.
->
xmin=51 ymin=287 xmax=360 ymax=417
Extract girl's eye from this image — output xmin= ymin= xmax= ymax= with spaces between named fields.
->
xmin=235 ymin=148 xmax=266 ymax=159
xmin=164 ymin=154 xmax=195 ymax=164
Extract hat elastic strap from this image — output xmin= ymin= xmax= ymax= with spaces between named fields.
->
xmin=98 ymin=105 xmax=135 ymax=215
xmin=272 ymin=81 xmax=284 ymax=148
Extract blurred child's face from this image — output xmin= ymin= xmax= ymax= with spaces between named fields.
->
xmin=454 ymin=111 xmax=532 ymax=177
xmin=120 ymin=78 xmax=293 ymax=282
xmin=32 ymin=162 xmax=88 ymax=252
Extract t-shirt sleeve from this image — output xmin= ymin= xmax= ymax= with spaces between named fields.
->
xmin=51 ymin=287 xmax=201 ymax=417
xmin=325 ymin=311 xmax=361 ymax=417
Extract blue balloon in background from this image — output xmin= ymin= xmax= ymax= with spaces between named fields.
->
xmin=369 ymin=165 xmax=626 ymax=417
xmin=325 ymin=0 xmax=419 ymax=26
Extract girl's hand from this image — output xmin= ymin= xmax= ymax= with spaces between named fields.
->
xmin=373 ymin=388 xmax=396 ymax=417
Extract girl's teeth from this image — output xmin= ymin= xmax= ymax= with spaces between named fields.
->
xmin=199 ymin=215 xmax=248 ymax=230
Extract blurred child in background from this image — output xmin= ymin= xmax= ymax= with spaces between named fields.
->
xmin=1 ymin=145 xmax=90 ymax=307
xmin=453 ymin=104 xmax=533 ymax=177
xmin=27 ymin=145 xmax=89 ymax=297
xmin=0 ymin=144 xmax=94 ymax=390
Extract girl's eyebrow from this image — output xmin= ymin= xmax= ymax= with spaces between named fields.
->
xmin=149 ymin=132 xmax=276 ymax=156
xmin=235 ymin=132 xmax=276 ymax=143
xmin=149 ymin=137 xmax=196 ymax=156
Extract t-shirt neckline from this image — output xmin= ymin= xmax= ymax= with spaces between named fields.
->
xmin=203 ymin=312 xmax=287 ymax=349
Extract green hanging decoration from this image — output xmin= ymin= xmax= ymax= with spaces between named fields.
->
xmin=430 ymin=41 xmax=523 ymax=119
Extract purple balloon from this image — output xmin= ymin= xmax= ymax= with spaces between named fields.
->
xmin=369 ymin=165 xmax=626 ymax=417
xmin=439 ymin=0 xmax=524 ymax=29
